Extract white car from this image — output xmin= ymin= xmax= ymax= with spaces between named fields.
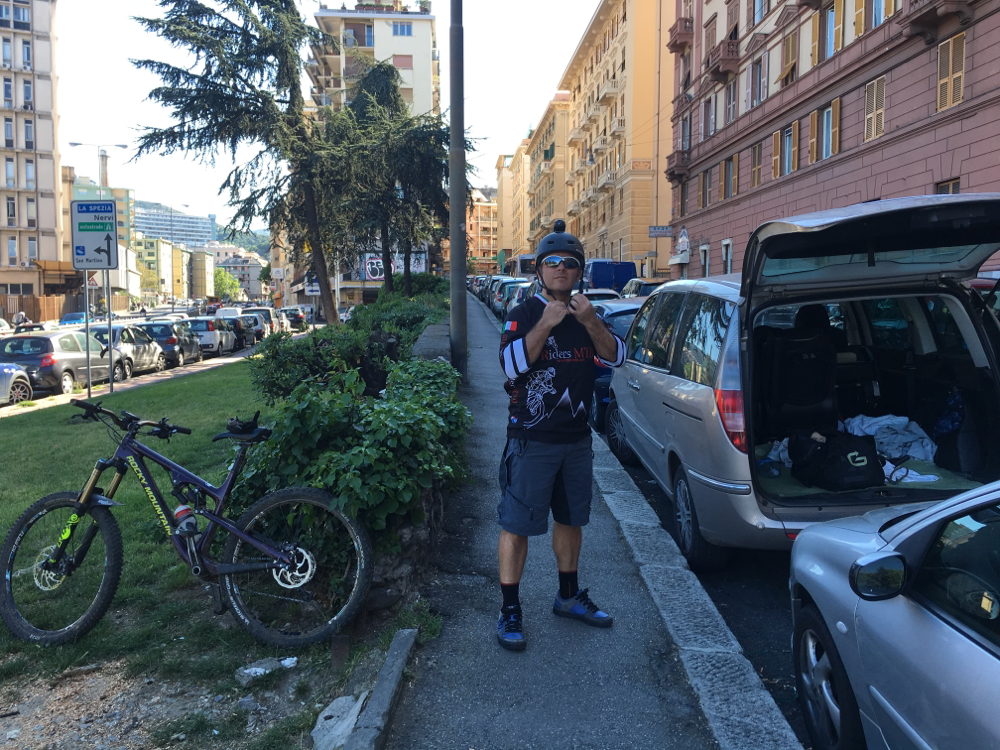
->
xmin=187 ymin=316 xmax=235 ymax=357
xmin=243 ymin=307 xmax=276 ymax=336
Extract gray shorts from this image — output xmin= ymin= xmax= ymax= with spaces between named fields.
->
xmin=497 ymin=435 xmax=593 ymax=536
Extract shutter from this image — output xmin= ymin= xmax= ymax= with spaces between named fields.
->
xmin=874 ymin=76 xmax=885 ymax=137
xmin=761 ymin=49 xmax=769 ymax=100
xmin=811 ymin=13 xmax=820 ymax=66
xmin=772 ymin=130 xmax=781 ymax=179
xmin=951 ymin=32 xmax=965 ymax=107
xmin=719 ymin=161 xmax=725 ymax=201
xmin=745 ymin=67 xmax=752 ymax=110
xmin=710 ymin=96 xmax=716 ymax=134
xmin=885 ymin=0 xmax=895 ymax=18
xmin=791 ymin=119 xmax=800 ymax=171
xmin=733 ymin=152 xmax=739 ymax=194
xmin=854 ymin=0 xmax=865 ymax=39
xmin=937 ymin=38 xmax=951 ymax=111
xmin=864 ymin=80 xmax=876 ymax=141
xmin=834 ymin=0 xmax=844 ymax=51
xmin=830 ymin=97 xmax=841 ymax=154
xmin=809 ymin=110 xmax=818 ymax=164
xmin=697 ymin=172 xmax=703 ymax=209
xmin=748 ymin=0 xmax=755 ymax=30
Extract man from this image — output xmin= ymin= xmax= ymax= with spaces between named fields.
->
xmin=495 ymin=219 xmax=626 ymax=651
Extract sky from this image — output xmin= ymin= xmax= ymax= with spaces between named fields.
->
xmin=56 ymin=0 xmax=596 ymax=229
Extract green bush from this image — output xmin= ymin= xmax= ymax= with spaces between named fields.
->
xmin=386 ymin=272 xmax=449 ymax=296
xmin=234 ymin=361 xmax=470 ymax=549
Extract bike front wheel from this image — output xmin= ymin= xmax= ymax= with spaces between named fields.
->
xmin=0 ymin=492 xmax=124 ymax=645
xmin=221 ymin=487 xmax=373 ymax=648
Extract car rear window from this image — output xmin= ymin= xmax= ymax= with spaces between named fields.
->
xmin=139 ymin=325 xmax=173 ymax=338
xmin=188 ymin=320 xmax=211 ymax=332
xmin=606 ymin=310 xmax=639 ymax=338
xmin=0 ymin=337 xmax=49 ymax=355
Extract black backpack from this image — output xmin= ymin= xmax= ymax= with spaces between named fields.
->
xmin=789 ymin=433 xmax=884 ymax=492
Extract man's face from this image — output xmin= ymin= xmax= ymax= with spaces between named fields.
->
xmin=539 ymin=256 xmax=583 ymax=294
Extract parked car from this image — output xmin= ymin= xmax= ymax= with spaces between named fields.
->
xmin=14 ymin=322 xmax=59 ymax=334
xmin=495 ymin=280 xmax=531 ymax=319
xmin=606 ymin=194 xmax=1000 ymax=571
xmin=188 ymin=316 xmax=236 ymax=357
xmin=92 ymin=325 xmax=167 ymax=379
xmin=339 ymin=306 xmax=355 ymax=324
xmin=220 ymin=316 xmax=252 ymax=351
xmin=275 ymin=311 xmax=291 ymax=333
xmin=0 ymin=331 xmax=114 ymax=393
xmin=590 ymin=297 xmax=648 ymax=431
xmin=504 ymin=284 xmax=533 ymax=320
xmin=243 ymin=313 xmax=266 ymax=342
xmin=59 ymin=312 xmax=95 ymax=326
xmin=790 ymin=487 xmax=1000 ymax=750
xmin=0 ymin=361 xmax=32 ymax=405
xmin=0 ymin=318 xmax=9 ymax=333
xmin=243 ymin=307 xmax=276 ymax=336
xmin=573 ymin=287 xmax=621 ymax=303
xmin=582 ymin=259 xmax=637 ymax=293
xmin=135 ymin=321 xmax=202 ymax=368
xmin=280 ymin=307 xmax=306 ymax=329
xmin=214 ymin=306 xmax=243 ymax=319
xmin=620 ymin=277 xmax=670 ymax=298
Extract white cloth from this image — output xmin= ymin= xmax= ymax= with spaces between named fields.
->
xmin=883 ymin=460 xmax=938 ymax=483
xmin=767 ymin=438 xmax=793 ymax=467
xmin=844 ymin=414 xmax=937 ymax=462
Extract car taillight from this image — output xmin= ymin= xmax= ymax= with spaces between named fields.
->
xmin=207 ymin=321 xmax=215 ymax=331
xmin=165 ymin=336 xmax=178 ymax=344
xmin=714 ymin=321 xmax=747 ymax=453
xmin=39 ymin=353 xmax=57 ymax=368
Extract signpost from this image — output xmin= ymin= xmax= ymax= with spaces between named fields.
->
xmin=71 ymin=200 xmax=119 ymax=396
xmin=305 ymin=272 xmax=321 ymax=328
xmin=649 ymin=225 xmax=673 ymax=238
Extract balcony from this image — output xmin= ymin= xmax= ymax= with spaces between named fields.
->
xmin=567 ymin=200 xmax=581 ymax=216
xmin=666 ymin=150 xmax=691 ymax=182
xmin=706 ymin=40 xmax=741 ymax=83
xmin=592 ymin=135 xmax=611 ymax=154
xmin=610 ymin=117 xmax=626 ymax=139
xmin=539 ymin=160 xmax=552 ymax=175
xmin=574 ymin=157 xmax=589 ymax=176
xmin=597 ymin=169 xmax=617 ymax=192
xmin=897 ymin=0 xmax=973 ymax=43
xmin=581 ymin=187 xmax=598 ymax=206
xmin=598 ymin=78 xmax=622 ymax=105
xmin=568 ymin=126 xmax=586 ymax=145
xmin=667 ymin=17 xmax=694 ymax=53
xmin=584 ymin=104 xmax=602 ymax=125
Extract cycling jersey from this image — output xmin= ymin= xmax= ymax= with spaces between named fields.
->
xmin=499 ymin=294 xmax=625 ymax=444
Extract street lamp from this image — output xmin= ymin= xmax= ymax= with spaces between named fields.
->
xmin=68 ymin=142 xmax=128 ymax=396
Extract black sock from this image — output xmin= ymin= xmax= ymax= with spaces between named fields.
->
xmin=501 ymin=582 xmax=521 ymax=610
xmin=558 ymin=570 xmax=578 ymax=600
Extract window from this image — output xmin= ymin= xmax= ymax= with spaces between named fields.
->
xmin=727 ymin=0 xmax=740 ymax=39
xmin=26 ymin=236 xmax=34 ymax=258
xmin=680 ymin=51 xmax=691 ymax=89
xmin=699 ymin=168 xmax=712 ymax=209
xmin=864 ymin=75 xmax=886 ymax=141
xmin=937 ymin=178 xmax=961 ymax=195
xmin=774 ymin=122 xmax=799 ymax=177
xmin=7 ymin=235 xmax=14 ymax=265
xmin=626 ymin=296 xmax=656 ymax=363
xmin=778 ymin=31 xmax=798 ymax=87
xmin=702 ymin=95 xmax=715 ymax=140
xmin=393 ymin=21 xmax=412 ymax=36
xmin=705 ymin=16 xmax=717 ymax=51
xmin=871 ymin=0 xmax=885 ymax=28
xmin=679 ymin=179 xmax=689 ymax=216
xmin=720 ymin=154 xmax=738 ymax=199
xmin=815 ymin=3 xmax=837 ymax=63
xmin=3 ymin=116 xmax=9 ymax=147
xmin=809 ymin=98 xmax=840 ymax=162
xmin=680 ymin=112 xmax=692 ymax=151
xmin=3 ymin=76 xmax=10 ymax=107
xmin=677 ymin=295 xmax=734 ymax=386
xmin=937 ymin=33 xmax=965 ymax=112
xmin=1 ymin=38 xmax=9 ymax=67
xmin=751 ymin=0 xmax=770 ymax=27
xmin=724 ymin=78 xmax=738 ymax=124
xmin=365 ymin=24 xmax=374 ymax=47
xmin=750 ymin=142 xmax=763 ymax=187
xmin=21 ymin=40 xmax=29 ymax=68
xmin=721 ymin=239 xmax=734 ymax=274
xmin=58 ymin=334 xmax=80 ymax=353
xmin=12 ymin=6 xmax=28 ymax=30
xmin=646 ymin=293 xmax=687 ymax=368
xmin=392 ymin=54 xmax=413 ymax=69
xmin=25 ymin=197 xmax=33 ymax=227
xmin=0 ymin=6 xmax=8 ymax=25
xmin=911 ymin=504 xmax=1000 ymax=647
xmin=22 ymin=79 xmax=30 ymax=102
xmin=5 ymin=196 xmax=12 ymax=226
xmin=23 ymin=117 xmax=31 ymax=149
xmin=749 ymin=54 xmax=768 ymax=108
xmin=862 ymin=299 xmax=909 ymax=349
xmin=25 ymin=159 xmax=32 ymax=188
xmin=699 ymin=244 xmax=711 ymax=277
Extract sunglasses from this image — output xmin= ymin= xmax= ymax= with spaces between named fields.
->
xmin=539 ymin=256 xmax=582 ymax=270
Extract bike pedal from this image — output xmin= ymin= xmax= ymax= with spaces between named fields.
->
xmin=209 ymin=582 xmax=228 ymax=615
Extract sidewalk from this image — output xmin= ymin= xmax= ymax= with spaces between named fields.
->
xmin=385 ymin=295 xmax=725 ymax=750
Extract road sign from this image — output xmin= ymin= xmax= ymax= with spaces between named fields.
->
xmin=87 ymin=273 xmax=99 ymax=288
xmin=71 ymin=200 xmax=119 ymax=270
xmin=649 ymin=225 xmax=673 ymax=238
xmin=304 ymin=271 xmax=320 ymax=296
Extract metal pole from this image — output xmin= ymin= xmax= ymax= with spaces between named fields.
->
xmin=448 ymin=0 xmax=468 ymax=377
xmin=106 ymin=269 xmax=114 ymax=393
xmin=84 ymin=274 xmax=92 ymax=399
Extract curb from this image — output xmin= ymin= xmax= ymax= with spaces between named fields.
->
xmin=480 ymin=294 xmax=803 ymax=750
xmin=342 ymin=628 xmax=419 ymax=750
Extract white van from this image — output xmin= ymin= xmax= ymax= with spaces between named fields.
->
xmin=214 ymin=306 xmax=243 ymax=319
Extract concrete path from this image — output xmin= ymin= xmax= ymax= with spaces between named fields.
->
xmin=384 ymin=295 xmax=720 ymax=750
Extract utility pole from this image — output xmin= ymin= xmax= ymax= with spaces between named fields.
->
xmin=449 ymin=0 xmax=468 ymax=377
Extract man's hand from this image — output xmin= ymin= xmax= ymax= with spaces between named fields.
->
xmin=566 ymin=293 xmax=596 ymax=323
xmin=540 ymin=300 xmax=570 ymax=329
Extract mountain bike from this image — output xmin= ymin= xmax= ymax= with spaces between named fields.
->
xmin=0 ymin=400 xmax=372 ymax=648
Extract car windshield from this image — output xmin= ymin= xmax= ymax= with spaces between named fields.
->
xmin=0 ymin=337 xmax=49 ymax=355
xmin=606 ymin=311 xmax=640 ymax=338
xmin=138 ymin=324 xmax=173 ymax=338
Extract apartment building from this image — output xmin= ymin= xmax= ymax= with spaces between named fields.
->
xmin=135 ymin=236 xmax=175 ymax=299
xmin=526 ymin=94 xmax=571 ymax=251
xmin=0 ymin=0 xmax=61 ymax=298
xmin=467 ymin=187 xmax=498 ymax=274
xmin=63 ymin=166 xmax=136 ymax=258
xmin=561 ymin=0 xmax=674 ymax=274
xmin=495 ymin=154 xmax=514 ymax=260
xmin=664 ymin=0 xmax=1000 ymax=277
xmin=306 ymin=0 xmax=440 ymax=115
xmin=190 ymin=248 xmax=214 ymax=300
xmin=218 ymin=253 xmax=266 ymax=300
xmin=134 ymin=207 xmax=216 ymax=248
xmin=508 ymin=139 xmax=531 ymax=264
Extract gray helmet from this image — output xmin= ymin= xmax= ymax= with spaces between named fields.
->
xmin=535 ymin=220 xmax=584 ymax=268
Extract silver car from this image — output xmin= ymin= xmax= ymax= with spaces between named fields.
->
xmin=92 ymin=325 xmax=167 ymax=379
xmin=790 ymin=487 xmax=1000 ymax=750
xmin=0 ymin=361 xmax=31 ymax=405
xmin=606 ymin=194 xmax=1000 ymax=571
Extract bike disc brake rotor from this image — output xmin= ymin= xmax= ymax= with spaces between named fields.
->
xmin=33 ymin=546 xmax=65 ymax=591
xmin=272 ymin=547 xmax=316 ymax=589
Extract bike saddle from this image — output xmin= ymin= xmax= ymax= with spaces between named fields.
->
xmin=227 ymin=411 xmax=260 ymax=435
xmin=213 ymin=412 xmax=271 ymax=443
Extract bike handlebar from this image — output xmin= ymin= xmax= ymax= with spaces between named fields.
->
xmin=70 ymin=400 xmax=192 ymax=438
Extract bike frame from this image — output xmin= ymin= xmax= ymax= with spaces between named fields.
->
xmin=52 ymin=432 xmax=294 ymax=578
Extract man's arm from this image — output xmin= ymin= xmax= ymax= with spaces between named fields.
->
xmin=568 ymin=295 xmax=626 ymax=365
xmin=499 ymin=301 xmax=570 ymax=379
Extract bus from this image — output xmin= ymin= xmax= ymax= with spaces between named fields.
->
xmin=504 ymin=254 xmax=536 ymax=279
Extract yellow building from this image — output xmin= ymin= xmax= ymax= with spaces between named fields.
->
xmin=495 ymin=154 xmax=514 ymax=261
xmin=171 ymin=244 xmax=192 ymax=300
xmin=134 ymin=235 xmax=174 ymax=299
xmin=560 ymin=0 xmax=675 ymax=275
xmin=190 ymin=249 xmax=214 ymax=300
xmin=525 ymin=93 xmax=571 ymax=251
xmin=508 ymin=139 xmax=531 ymax=264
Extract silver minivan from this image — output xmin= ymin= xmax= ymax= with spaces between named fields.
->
xmin=607 ymin=194 xmax=1000 ymax=570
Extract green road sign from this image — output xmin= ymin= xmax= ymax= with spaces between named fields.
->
xmin=71 ymin=200 xmax=119 ymax=270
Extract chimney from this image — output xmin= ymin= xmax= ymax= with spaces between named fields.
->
xmin=99 ymin=149 xmax=109 ymax=188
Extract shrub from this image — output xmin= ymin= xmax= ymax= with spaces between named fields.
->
xmin=386 ymin=272 xmax=449 ymax=296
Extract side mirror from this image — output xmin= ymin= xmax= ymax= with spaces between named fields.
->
xmin=850 ymin=552 xmax=907 ymax=601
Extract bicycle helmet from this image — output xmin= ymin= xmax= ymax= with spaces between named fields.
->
xmin=535 ymin=220 xmax=584 ymax=268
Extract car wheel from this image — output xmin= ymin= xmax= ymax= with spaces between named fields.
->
xmin=112 ymin=362 xmax=125 ymax=382
xmin=605 ymin=398 xmax=638 ymax=466
xmin=672 ymin=467 xmax=729 ymax=572
xmin=590 ymin=391 xmax=606 ymax=433
xmin=123 ymin=359 xmax=133 ymax=379
xmin=9 ymin=378 xmax=31 ymax=403
xmin=60 ymin=371 xmax=74 ymax=395
xmin=794 ymin=604 xmax=865 ymax=750
xmin=154 ymin=353 xmax=166 ymax=372
xmin=174 ymin=350 xmax=184 ymax=368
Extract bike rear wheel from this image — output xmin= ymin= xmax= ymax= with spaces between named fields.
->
xmin=0 ymin=492 xmax=123 ymax=645
xmin=221 ymin=487 xmax=373 ymax=648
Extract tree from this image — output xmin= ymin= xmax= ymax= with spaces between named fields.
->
xmin=222 ymin=226 xmax=271 ymax=257
xmin=133 ymin=0 xmax=339 ymax=326
xmin=214 ymin=268 xmax=241 ymax=300
xmin=258 ymin=262 xmax=272 ymax=284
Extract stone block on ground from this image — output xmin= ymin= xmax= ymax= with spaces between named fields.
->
xmin=311 ymin=690 xmax=369 ymax=750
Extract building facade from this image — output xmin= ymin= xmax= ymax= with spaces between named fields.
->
xmin=217 ymin=253 xmax=266 ymax=300
xmin=0 ymin=0 xmax=62 ymax=298
xmin=135 ymin=235 xmax=175 ymax=299
xmin=664 ymin=0 xmax=1000 ymax=278
xmin=306 ymin=0 xmax=440 ymax=115
xmin=171 ymin=244 xmax=192 ymax=300
xmin=190 ymin=248 xmax=214 ymax=300
xmin=134 ymin=207 xmax=216 ymax=248
xmin=508 ymin=139 xmax=531 ymax=264
xmin=525 ymin=94 xmax=571 ymax=251
xmin=495 ymin=154 xmax=514 ymax=261
xmin=465 ymin=187 xmax=498 ymax=274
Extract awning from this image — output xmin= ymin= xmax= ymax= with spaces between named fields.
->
xmin=32 ymin=260 xmax=80 ymax=274
xmin=668 ymin=251 xmax=690 ymax=266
